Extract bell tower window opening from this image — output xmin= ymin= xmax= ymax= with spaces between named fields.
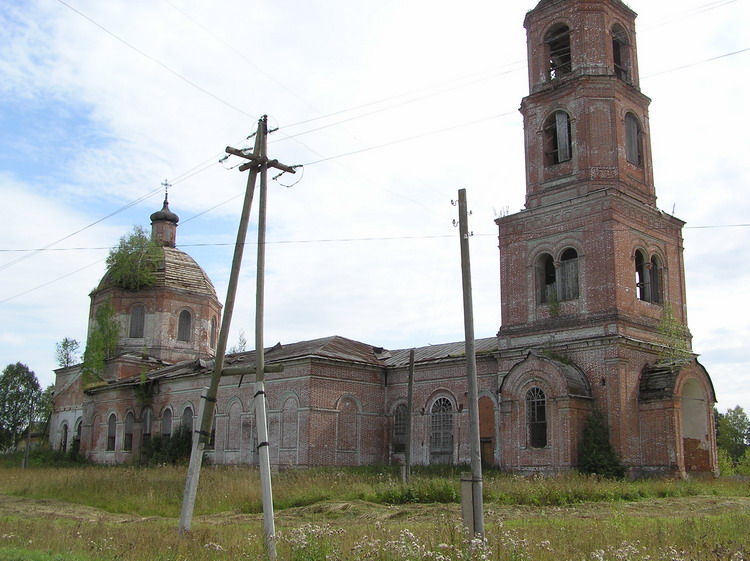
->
xmin=546 ymin=23 xmax=571 ymax=80
xmin=635 ymin=250 xmax=662 ymax=304
xmin=559 ymin=248 xmax=579 ymax=301
xmin=625 ymin=112 xmax=643 ymax=166
xmin=650 ymin=255 xmax=662 ymax=304
xmin=544 ymin=111 xmax=572 ymax=166
xmin=177 ymin=310 xmax=192 ymax=342
xmin=526 ymin=387 xmax=547 ymax=449
xmin=612 ymin=24 xmax=630 ymax=82
xmin=539 ymin=253 xmax=557 ymax=304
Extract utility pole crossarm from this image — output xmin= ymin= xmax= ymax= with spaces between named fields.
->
xmin=225 ymin=146 xmax=297 ymax=174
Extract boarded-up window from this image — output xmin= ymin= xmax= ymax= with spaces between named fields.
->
xmin=544 ymin=111 xmax=572 ymax=165
xmin=625 ymin=112 xmax=642 ymax=165
xmin=337 ymin=398 xmax=358 ymax=451
xmin=177 ymin=310 xmax=192 ymax=342
xmin=124 ymin=412 xmax=134 ymax=452
xmin=430 ymin=397 xmax=454 ymax=464
xmin=546 ymin=23 xmax=571 ymax=79
xmin=281 ymin=397 xmax=299 ymax=449
xmin=612 ymin=25 xmax=630 ymax=81
xmin=559 ymin=248 xmax=579 ymax=301
xmin=226 ymin=402 xmax=242 ymax=450
xmin=392 ymin=403 xmax=407 ymax=453
xmin=107 ymin=413 xmax=117 ymax=451
xmin=129 ymin=304 xmax=145 ymax=338
xmin=526 ymin=388 xmax=547 ymax=449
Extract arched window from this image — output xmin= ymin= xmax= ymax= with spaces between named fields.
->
xmin=430 ymin=397 xmax=454 ymax=464
xmin=337 ymin=398 xmax=358 ymax=451
xmin=546 ymin=23 xmax=571 ymax=79
xmin=161 ymin=409 xmax=172 ymax=437
xmin=60 ymin=422 xmax=69 ymax=452
xmin=559 ymin=248 xmax=579 ymax=301
xmin=544 ymin=111 xmax=572 ymax=166
xmin=392 ymin=403 xmax=407 ymax=453
xmin=177 ymin=310 xmax=192 ymax=342
xmin=74 ymin=418 xmax=82 ymax=443
xmin=124 ymin=412 xmax=134 ymax=452
xmin=281 ymin=397 xmax=299 ymax=450
xmin=129 ymin=304 xmax=145 ymax=338
xmin=181 ymin=407 xmax=194 ymax=431
xmin=142 ymin=408 xmax=153 ymax=445
xmin=107 ymin=413 xmax=117 ymax=451
xmin=210 ymin=317 xmax=217 ymax=349
xmin=538 ymin=253 xmax=557 ymax=304
xmin=625 ymin=112 xmax=643 ymax=166
xmin=650 ymin=255 xmax=662 ymax=304
xmin=612 ymin=24 xmax=630 ymax=81
xmin=635 ymin=250 xmax=661 ymax=303
xmin=526 ymin=388 xmax=547 ymax=449
xmin=538 ymin=249 xmax=579 ymax=304
xmin=226 ymin=401 xmax=242 ymax=450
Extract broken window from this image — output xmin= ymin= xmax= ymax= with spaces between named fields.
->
xmin=430 ymin=397 xmax=454 ymax=465
xmin=526 ymin=387 xmax=547 ymax=449
xmin=625 ymin=112 xmax=643 ymax=166
xmin=107 ymin=413 xmax=116 ymax=451
xmin=392 ymin=403 xmax=407 ymax=453
xmin=177 ymin=310 xmax=192 ymax=342
xmin=544 ymin=110 xmax=572 ymax=166
xmin=60 ymin=422 xmax=68 ymax=452
xmin=612 ymin=24 xmax=630 ymax=81
xmin=141 ymin=408 xmax=153 ymax=446
xmin=546 ymin=23 xmax=572 ymax=80
xmin=129 ymin=304 xmax=145 ymax=338
xmin=124 ymin=412 xmax=134 ymax=452
xmin=161 ymin=408 xmax=172 ymax=437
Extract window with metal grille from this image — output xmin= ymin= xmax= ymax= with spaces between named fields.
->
xmin=544 ymin=111 xmax=572 ymax=165
xmin=392 ymin=403 xmax=407 ymax=453
xmin=129 ymin=304 xmax=145 ymax=338
xmin=107 ymin=413 xmax=117 ymax=451
xmin=526 ymin=388 xmax=547 ymax=449
xmin=546 ymin=23 xmax=572 ymax=79
xmin=430 ymin=397 xmax=454 ymax=464
xmin=177 ymin=310 xmax=192 ymax=342
xmin=625 ymin=112 xmax=643 ymax=166
xmin=612 ymin=25 xmax=630 ymax=82
xmin=124 ymin=412 xmax=134 ymax=451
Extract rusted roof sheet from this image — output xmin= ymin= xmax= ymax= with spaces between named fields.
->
xmin=639 ymin=359 xmax=688 ymax=402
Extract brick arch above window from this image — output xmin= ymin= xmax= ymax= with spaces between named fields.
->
xmin=177 ymin=308 xmax=193 ymax=342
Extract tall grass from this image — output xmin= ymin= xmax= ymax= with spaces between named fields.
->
xmin=0 ymin=464 xmax=747 ymax=517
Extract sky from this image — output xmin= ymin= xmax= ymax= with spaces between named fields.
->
xmin=0 ymin=0 xmax=748 ymax=414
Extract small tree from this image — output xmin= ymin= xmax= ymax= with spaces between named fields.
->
xmin=229 ymin=329 xmax=247 ymax=353
xmin=105 ymin=225 xmax=162 ymax=291
xmin=81 ymin=299 xmax=120 ymax=386
xmin=578 ymin=408 xmax=625 ymax=479
xmin=55 ymin=337 xmax=80 ymax=368
xmin=0 ymin=363 xmax=41 ymax=450
xmin=657 ymin=303 xmax=691 ymax=361
xmin=716 ymin=405 xmax=750 ymax=464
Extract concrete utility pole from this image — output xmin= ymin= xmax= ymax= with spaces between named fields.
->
xmin=179 ymin=116 xmax=295 ymax=561
xmin=456 ymin=188 xmax=484 ymax=538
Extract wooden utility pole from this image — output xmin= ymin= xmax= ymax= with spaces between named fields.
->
xmin=404 ymin=348 xmax=415 ymax=483
xmin=456 ymin=188 xmax=484 ymax=538
xmin=179 ymin=116 xmax=295 ymax=561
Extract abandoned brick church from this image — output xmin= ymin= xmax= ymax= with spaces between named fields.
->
xmin=50 ymin=0 xmax=718 ymax=477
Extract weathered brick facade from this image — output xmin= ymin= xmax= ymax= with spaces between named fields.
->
xmin=50 ymin=0 xmax=717 ymax=477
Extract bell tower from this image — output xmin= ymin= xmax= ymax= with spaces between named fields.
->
xmin=495 ymin=0 xmax=717 ymax=477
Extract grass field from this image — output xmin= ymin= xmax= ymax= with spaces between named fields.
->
xmin=1 ymin=461 xmax=748 ymax=560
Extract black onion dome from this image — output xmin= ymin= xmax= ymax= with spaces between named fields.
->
xmin=150 ymin=196 xmax=179 ymax=224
